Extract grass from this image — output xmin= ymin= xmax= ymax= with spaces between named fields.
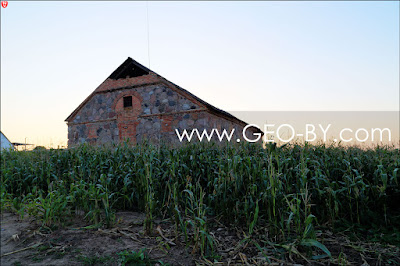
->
xmin=77 ymin=254 xmax=112 ymax=266
xmin=1 ymin=142 xmax=399 ymax=263
xmin=117 ymin=249 xmax=155 ymax=266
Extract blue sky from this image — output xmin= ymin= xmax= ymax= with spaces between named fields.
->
xmin=1 ymin=1 xmax=399 ymax=147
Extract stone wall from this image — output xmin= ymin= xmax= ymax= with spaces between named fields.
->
xmin=67 ymin=83 xmax=260 ymax=147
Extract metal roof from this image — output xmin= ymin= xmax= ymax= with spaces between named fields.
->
xmin=1 ymin=131 xmax=15 ymax=150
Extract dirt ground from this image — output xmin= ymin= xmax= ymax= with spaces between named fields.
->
xmin=1 ymin=211 xmax=399 ymax=266
xmin=1 ymin=211 xmax=196 ymax=266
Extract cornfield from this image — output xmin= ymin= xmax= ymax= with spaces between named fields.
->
xmin=1 ymin=142 xmax=399 ymax=263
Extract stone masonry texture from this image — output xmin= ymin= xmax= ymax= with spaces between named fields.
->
xmin=66 ymin=58 xmax=261 ymax=147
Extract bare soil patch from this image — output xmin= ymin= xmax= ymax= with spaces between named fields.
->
xmin=1 ymin=211 xmax=195 ymax=266
xmin=1 ymin=211 xmax=399 ymax=265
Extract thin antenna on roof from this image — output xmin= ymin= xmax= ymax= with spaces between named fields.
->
xmin=146 ymin=1 xmax=151 ymax=68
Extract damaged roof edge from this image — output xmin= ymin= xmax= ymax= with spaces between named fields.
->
xmin=108 ymin=57 xmax=150 ymax=80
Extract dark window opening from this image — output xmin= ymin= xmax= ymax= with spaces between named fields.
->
xmin=123 ymin=96 xmax=133 ymax=108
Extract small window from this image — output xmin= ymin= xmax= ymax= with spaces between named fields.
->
xmin=123 ymin=96 xmax=132 ymax=108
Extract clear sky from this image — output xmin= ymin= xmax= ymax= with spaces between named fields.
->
xmin=1 ymin=1 xmax=399 ymax=147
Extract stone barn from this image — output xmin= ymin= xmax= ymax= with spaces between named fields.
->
xmin=65 ymin=57 xmax=262 ymax=147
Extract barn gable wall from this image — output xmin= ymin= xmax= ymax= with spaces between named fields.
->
xmin=66 ymin=58 xmax=262 ymax=147
xmin=68 ymin=83 xmax=208 ymax=146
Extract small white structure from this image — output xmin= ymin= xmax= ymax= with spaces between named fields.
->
xmin=1 ymin=131 xmax=15 ymax=151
